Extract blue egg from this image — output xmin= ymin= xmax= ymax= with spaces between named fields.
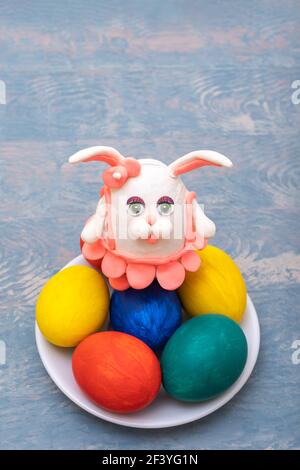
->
xmin=110 ymin=281 xmax=182 ymax=351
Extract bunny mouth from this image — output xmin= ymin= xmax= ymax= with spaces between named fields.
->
xmin=146 ymin=234 xmax=158 ymax=244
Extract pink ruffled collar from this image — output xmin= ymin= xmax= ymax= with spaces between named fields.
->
xmin=80 ymin=238 xmax=206 ymax=291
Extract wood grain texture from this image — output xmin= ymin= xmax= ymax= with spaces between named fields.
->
xmin=0 ymin=0 xmax=299 ymax=449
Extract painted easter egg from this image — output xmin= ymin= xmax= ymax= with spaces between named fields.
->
xmin=72 ymin=331 xmax=161 ymax=413
xmin=161 ymin=315 xmax=248 ymax=402
xmin=178 ymin=245 xmax=247 ymax=323
xmin=36 ymin=265 xmax=109 ymax=347
xmin=110 ymin=281 xmax=182 ymax=351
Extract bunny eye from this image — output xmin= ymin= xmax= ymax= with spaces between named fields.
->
xmin=157 ymin=196 xmax=174 ymax=216
xmin=127 ymin=196 xmax=145 ymax=217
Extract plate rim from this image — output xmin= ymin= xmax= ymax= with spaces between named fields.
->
xmin=35 ymin=255 xmax=260 ymax=429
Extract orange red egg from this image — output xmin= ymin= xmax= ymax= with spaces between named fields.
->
xmin=72 ymin=331 xmax=161 ymax=413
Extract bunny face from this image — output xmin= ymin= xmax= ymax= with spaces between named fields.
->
xmin=109 ymin=159 xmax=186 ymax=259
xmin=69 ymin=146 xmax=232 ymax=290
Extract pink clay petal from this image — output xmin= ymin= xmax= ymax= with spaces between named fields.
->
xmin=103 ymin=166 xmax=127 ymax=189
xmin=101 ymin=252 xmax=127 ymax=278
xmin=181 ymin=250 xmax=201 ymax=272
xmin=109 ymin=274 xmax=130 ymax=291
xmin=156 ymin=261 xmax=185 ymax=290
xmin=124 ymin=158 xmax=141 ymax=177
xmin=82 ymin=240 xmax=106 ymax=261
xmin=126 ymin=264 xmax=156 ymax=289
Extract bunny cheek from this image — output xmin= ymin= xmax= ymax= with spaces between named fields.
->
xmin=151 ymin=218 xmax=173 ymax=240
xmin=115 ymin=216 xmax=181 ymax=258
xmin=128 ymin=218 xmax=150 ymax=240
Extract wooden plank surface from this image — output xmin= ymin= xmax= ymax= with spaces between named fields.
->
xmin=0 ymin=0 xmax=299 ymax=449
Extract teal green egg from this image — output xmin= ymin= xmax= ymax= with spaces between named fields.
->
xmin=161 ymin=314 xmax=248 ymax=402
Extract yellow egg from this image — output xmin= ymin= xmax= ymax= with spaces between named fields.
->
xmin=36 ymin=265 xmax=109 ymax=347
xmin=178 ymin=245 xmax=246 ymax=323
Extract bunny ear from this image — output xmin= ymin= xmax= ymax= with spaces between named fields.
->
xmin=169 ymin=150 xmax=233 ymax=177
xmin=68 ymin=146 xmax=125 ymax=166
xmin=68 ymin=146 xmax=141 ymax=188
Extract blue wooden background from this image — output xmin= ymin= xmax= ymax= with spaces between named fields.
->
xmin=0 ymin=0 xmax=299 ymax=449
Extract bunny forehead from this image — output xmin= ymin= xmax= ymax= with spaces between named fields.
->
xmin=114 ymin=159 xmax=185 ymax=203
xmin=69 ymin=146 xmax=232 ymax=195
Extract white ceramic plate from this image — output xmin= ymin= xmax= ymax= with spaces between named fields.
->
xmin=35 ymin=255 xmax=260 ymax=429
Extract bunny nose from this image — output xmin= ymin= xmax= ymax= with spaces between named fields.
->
xmin=147 ymin=214 xmax=156 ymax=226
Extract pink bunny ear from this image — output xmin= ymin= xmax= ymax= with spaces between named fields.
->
xmin=169 ymin=150 xmax=233 ymax=177
xmin=69 ymin=146 xmax=125 ymax=166
xmin=69 ymin=146 xmax=141 ymax=188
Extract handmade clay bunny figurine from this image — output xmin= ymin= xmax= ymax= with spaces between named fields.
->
xmin=69 ymin=146 xmax=232 ymax=290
